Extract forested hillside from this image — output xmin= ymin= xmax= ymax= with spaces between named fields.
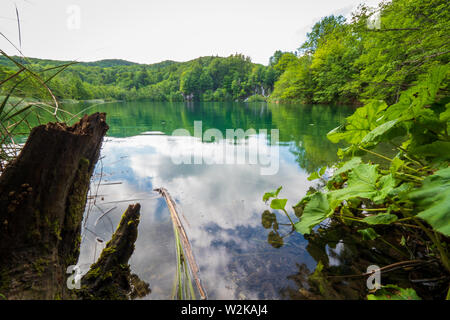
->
xmin=1 ymin=0 xmax=448 ymax=105
xmin=270 ymin=0 xmax=449 ymax=105
xmin=0 ymin=54 xmax=277 ymax=102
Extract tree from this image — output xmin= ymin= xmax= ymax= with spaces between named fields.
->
xmin=134 ymin=69 xmax=150 ymax=89
xmin=299 ymin=15 xmax=346 ymax=55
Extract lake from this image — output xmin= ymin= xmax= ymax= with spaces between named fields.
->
xmin=65 ymin=101 xmax=355 ymax=299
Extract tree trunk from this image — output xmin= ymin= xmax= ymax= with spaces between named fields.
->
xmin=0 ymin=113 xmax=108 ymax=299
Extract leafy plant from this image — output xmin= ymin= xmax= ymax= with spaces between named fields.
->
xmin=264 ymin=65 xmax=450 ymax=299
xmin=263 ymin=186 xmax=295 ymax=227
xmin=367 ymin=284 xmax=421 ymax=300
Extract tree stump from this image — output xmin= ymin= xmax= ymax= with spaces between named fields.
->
xmin=0 ymin=113 xmax=109 ymax=299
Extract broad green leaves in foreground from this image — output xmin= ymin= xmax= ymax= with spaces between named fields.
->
xmin=327 ymin=65 xmax=449 ymax=162
xmin=362 ymin=213 xmax=398 ymax=225
xmin=357 ymin=228 xmax=379 ymax=240
xmin=410 ymin=167 xmax=450 ymax=236
xmin=327 ymin=100 xmax=387 ymax=145
xmin=367 ymin=285 xmax=421 ymax=300
xmin=329 ymin=164 xmax=396 ymax=204
xmin=263 ymin=64 xmax=449 ymax=300
xmin=294 ymin=192 xmax=332 ymax=235
xmin=263 ymin=186 xmax=282 ymax=202
xmin=270 ymin=198 xmax=288 ymax=211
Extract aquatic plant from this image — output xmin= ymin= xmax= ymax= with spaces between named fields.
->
xmin=156 ymin=187 xmax=207 ymax=300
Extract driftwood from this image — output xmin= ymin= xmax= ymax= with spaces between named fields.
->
xmin=77 ymin=203 xmax=150 ymax=300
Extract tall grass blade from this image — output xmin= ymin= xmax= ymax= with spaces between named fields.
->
xmin=156 ymin=187 xmax=207 ymax=300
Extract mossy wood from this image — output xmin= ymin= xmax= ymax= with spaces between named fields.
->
xmin=0 ymin=113 xmax=108 ymax=299
xmin=77 ymin=203 xmax=150 ymax=300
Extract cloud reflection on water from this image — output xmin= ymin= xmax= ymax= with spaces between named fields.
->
xmin=79 ymin=131 xmax=319 ymax=299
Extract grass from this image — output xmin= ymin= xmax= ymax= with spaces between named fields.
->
xmin=171 ymin=223 xmax=197 ymax=300
xmin=0 ymin=39 xmax=81 ymax=172
xmin=155 ymin=187 xmax=207 ymax=300
xmin=0 ymin=8 xmax=84 ymax=172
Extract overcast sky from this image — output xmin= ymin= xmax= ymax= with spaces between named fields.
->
xmin=0 ymin=0 xmax=383 ymax=65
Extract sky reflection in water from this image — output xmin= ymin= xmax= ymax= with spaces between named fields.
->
xmin=75 ymin=101 xmax=353 ymax=299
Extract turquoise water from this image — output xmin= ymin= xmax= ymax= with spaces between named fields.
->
xmin=68 ymin=101 xmax=354 ymax=299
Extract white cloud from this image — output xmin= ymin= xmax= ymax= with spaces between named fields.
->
xmin=1 ymin=0 xmax=384 ymax=65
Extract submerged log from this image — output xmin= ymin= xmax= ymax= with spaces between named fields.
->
xmin=77 ymin=203 xmax=150 ymax=300
xmin=0 ymin=113 xmax=108 ymax=299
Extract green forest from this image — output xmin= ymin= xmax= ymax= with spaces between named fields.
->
xmin=0 ymin=54 xmax=276 ymax=102
xmin=1 ymin=0 xmax=448 ymax=106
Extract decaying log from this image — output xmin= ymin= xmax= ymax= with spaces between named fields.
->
xmin=0 ymin=113 xmax=108 ymax=299
xmin=77 ymin=203 xmax=150 ymax=300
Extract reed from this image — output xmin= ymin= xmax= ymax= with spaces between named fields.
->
xmin=155 ymin=187 xmax=207 ymax=300
xmin=0 ymin=14 xmax=82 ymax=172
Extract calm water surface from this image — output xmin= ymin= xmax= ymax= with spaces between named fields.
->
xmin=65 ymin=101 xmax=354 ymax=299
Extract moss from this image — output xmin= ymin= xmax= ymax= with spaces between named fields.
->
xmin=102 ymin=271 xmax=113 ymax=280
xmin=43 ymin=214 xmax=50 ymax=227
xmin=30 ymin=229 xmax=41 ymax=242
xmin=52 ymin=220 xmax=62 ymax=241
xmin=0 ymin=268 xmax=10 ymax=296
xmin=84 ymin=266 xmax=101 ymax=280
xmin=32 ymin=258 xmax=49 ymax=276
xmin=66 ymin=158 xmax=90 ymax=229
xmin=101 ymin=246 xmax=117 ymax=256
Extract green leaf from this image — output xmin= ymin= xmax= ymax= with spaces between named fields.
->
xmin=367 ymin=285 xmax=421 ymax=300
xmin=390 ymin=157 xmax=404 ymax=173
xmin=358 ymin=228 xmax=380 ymax=240
xmin=334 ymin=157 xmax=362 ymax=175
xmin=307 ymin=171 xmax=320 ymax=181
xmin=261 ymin=210 xmax=276 ymax=229
xmin=409 ymin=167 xmax=450 ymax=236
xmin=439 ymin=102 xmax=450 ymax=122
xmin=270 ymin=198 xmax=288 ymax=211
xmin=267 ymin=231 xmax=284 ymax=248
xmin=263 ymin=186 xmax=282 ymax=202
xmin=386 ymin=65 xmax=448 ymax=122
xmin=330 ymin=163 xmax=379 ymax=202
xmin=362 ymin=213 xmax=398 ymax=225
xmin=373 ymin=174 xmax=396 ymax=203
xmin=319 ymin=166 xmax=327 ymax=176
xmin=330 ymin=164 xmax=396 ymax=204
xmin=361 ymin=119 xmax=398 ymax=145
xmin=327 ymin=100 xmax=388 ymax=145
xmin=307 ymin=166 xmax=328 ymax=181
xmin=388 ymin=182 xmax=414 ymax=199
xmin=294 ymin=192 xmax=332 ymax=235
xmin=410 ymin=141 xmax=450 ymax=162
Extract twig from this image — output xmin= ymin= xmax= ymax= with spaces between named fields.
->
xmin=326 ymin=259 xmax=434 ymax=279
